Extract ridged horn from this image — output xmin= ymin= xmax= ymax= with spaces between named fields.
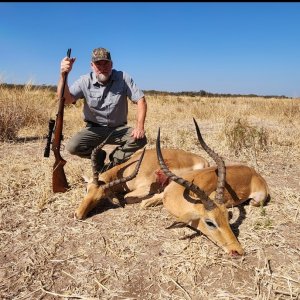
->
xmin=101 ymin=148 xmax=146 ymax=190
xmin=193 ymin=118 xmax=226 ymax=204
xmin=156 ymin=128 xmax=215 ymax=210
xmin=91 ymin=130 xmax=115 ymax=186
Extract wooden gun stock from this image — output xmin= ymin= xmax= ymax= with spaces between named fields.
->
xmin=53 ymin=157 xmax=69 ymax=193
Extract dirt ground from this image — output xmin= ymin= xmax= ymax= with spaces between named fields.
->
xmin=1 ymin=133 xmax=299 ymax=300
xmin=1 ymin=93 xmax=300 ymax=300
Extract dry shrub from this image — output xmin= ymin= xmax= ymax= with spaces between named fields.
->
xmin=0 ymin=83 xmax=56 ymax=141
xmin=224 ymin=118 xmax=269 ymax=156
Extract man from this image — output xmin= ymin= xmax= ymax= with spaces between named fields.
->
xmin=57 ymin=47 xmax=147 ymax=171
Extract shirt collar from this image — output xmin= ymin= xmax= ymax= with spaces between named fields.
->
xmin=92 ymin=69 xmax=116 ymax=86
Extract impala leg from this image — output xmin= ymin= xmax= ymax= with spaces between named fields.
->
xmin=140 ymin=193 xmax=164 ymax=208
xmin=249 ymin=191 xmax=267 ymax=207
xmin=124 ymin=187 xmax=164 ymax=207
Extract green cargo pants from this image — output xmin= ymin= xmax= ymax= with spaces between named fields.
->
xmin=66 ymin=124 xmax=147 ymax=169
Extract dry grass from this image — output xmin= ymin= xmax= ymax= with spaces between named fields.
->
xmin=0 ymin=87 xmax=299 ymax=299
xmin=0 ymin=84 xmax=57 ymax=141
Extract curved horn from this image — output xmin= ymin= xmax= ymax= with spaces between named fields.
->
xmin=193 ymin=118 xmax=226 ymax=204
xmin=156 ymin=128 xmax=215 ymax=210
xmin=91 ymin=130 xmax=116 ymax=186
xmin=101 ymin=148 xmax=146 ymax=190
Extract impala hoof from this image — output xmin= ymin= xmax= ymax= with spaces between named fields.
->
xmin=250 ymin=199 xmax=262 ymax=207
xmin=74 ymin=210 xmax=84 ymax=220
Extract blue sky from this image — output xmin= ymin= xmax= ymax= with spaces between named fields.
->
xmin=1 ymin=2 xmax=300 ymax=97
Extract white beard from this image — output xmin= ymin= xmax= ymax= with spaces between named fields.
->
xmin=97 ymin=71 xmax=112 ymax=83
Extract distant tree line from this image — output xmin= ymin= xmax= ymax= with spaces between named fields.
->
xmin=1 ymin=83 xmax=58 ymax=92
xmin=144 ymin=89 xmax=290 ymax=99
xmin=1 ymin=83 xmax=290 ymax=99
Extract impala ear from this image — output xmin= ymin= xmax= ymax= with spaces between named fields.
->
xmin=209 ymin=191 xmax=216 ymax=200
xmin=177 ymin=211 xmax=201 ymax=225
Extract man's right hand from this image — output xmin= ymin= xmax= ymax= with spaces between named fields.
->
xmin=60 ymin=57 xmax=76 ymax=74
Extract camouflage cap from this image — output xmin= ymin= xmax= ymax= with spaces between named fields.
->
xmin=91 ymin=47 xmax=112 ymax=62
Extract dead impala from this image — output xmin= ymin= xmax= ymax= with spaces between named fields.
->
xmin=156 ymin=118 xmax=269 ymax=256
xmin=74 ymin=133 xmax=210 ymax=220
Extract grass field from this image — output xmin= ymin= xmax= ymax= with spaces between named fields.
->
xmin=0 ymin=85 xmax=299 ymax=299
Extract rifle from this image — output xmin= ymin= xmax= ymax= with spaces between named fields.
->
xmin=44 ymin=48 xmax=71 ymax=193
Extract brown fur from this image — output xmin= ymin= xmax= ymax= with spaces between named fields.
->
xmin=162 ymin=165 xmax=269 ymax=256
xmin=75 ymin=148 xmax=209 ymax=219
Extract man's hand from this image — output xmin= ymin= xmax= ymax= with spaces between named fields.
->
xmin=57 ymin=56 xmax=76 ymax=104
xmin=131 ymin=128 xmax=145 ymax=140
xmin=60 ymin=56 xmax=76 ymax=74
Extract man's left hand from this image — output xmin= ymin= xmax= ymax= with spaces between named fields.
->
xmin=131 ymin=128 xmax=145 ymax=140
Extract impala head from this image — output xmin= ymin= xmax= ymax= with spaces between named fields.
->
xmin=157 ymin=121 xmax=244 ymax=256
xmin=177 ymin=201 xmax=243 ymax=256
xmin=74 ymin=132 xmax=146 ymax=220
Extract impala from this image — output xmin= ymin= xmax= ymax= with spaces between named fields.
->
xmin=156 ymin=118 xmax=269 ymax=256
xmin=74 ymin=133 xmax=210 ymax=220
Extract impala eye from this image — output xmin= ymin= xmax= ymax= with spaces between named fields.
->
xmin=205 ymin=219 xmax=217 ymax=229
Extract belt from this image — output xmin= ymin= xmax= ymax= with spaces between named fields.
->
xmin=85 ymin=121 xmax=127 ymax=128
xmin=86 ymin=121 xmax=107 ymax=127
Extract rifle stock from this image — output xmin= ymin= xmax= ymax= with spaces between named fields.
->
xmin=44 ymin=48 xmax=71 ymax=193
xmin=53 ymin=157 xmax=68 ymax=193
